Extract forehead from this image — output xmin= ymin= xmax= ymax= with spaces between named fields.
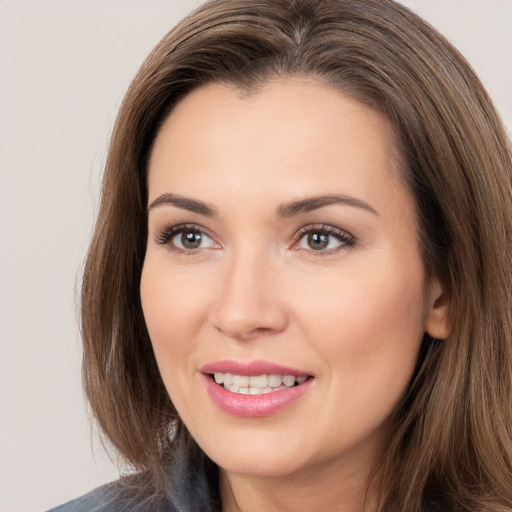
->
xmin=147 ymin=79 xmax=406 ymax=216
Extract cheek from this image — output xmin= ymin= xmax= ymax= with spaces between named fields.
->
xmin=281 ymin=264 xmax=427 ymax=458
xmin=140 ymin=260 xmax=210 ymax=375
xmin=290 ymin=259 xmax=426 ymax=390
xmin=140 ymin=261 xmax=214 ymax=424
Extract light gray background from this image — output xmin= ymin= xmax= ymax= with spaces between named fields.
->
xmin=0 ymin=1 xmax=510 ymax=511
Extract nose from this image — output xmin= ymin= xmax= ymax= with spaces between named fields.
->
xmin=208 ymin=251 xmax=288 ymax=341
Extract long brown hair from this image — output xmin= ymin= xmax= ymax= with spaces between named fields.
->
xmin=81 ymin=0 xmax=512 ymax=509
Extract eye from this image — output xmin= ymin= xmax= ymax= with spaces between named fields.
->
xmin=295 ymin=225 xmax=355 ymax=253
xmin=175 ymin=229 xmax=213 ymax=250
xmin=155 ymin=224 xmax=218 ymax=252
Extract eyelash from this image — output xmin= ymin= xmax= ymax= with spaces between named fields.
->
xmin=154 ymin=223 xmax=356 ymax=256
xmin=293 ymin=224 xmax=356 ymax=255
xmin=154 ymin=223 xmax=215 ymax=255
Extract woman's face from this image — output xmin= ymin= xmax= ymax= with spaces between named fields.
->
xmin=141 ymin=80 xmax=447 ymax=484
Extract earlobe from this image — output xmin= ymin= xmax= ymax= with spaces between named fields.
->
xmin=425 ymin=278 xmax=451 ymax=340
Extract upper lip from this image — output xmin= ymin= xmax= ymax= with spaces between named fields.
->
xmin=201 ymin=359 xmax=312 ymax=377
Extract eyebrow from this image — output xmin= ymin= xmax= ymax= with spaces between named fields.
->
xmin=147 ymin=192 xmax=377 ymax=218
xmin=277 ymin=194 xmax=378 ymax=217
xmin=148 ymin=193 xmax=217 ymax=216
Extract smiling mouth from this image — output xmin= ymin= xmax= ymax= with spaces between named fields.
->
xmin=210 ymin=372 xmax=312 ymax=395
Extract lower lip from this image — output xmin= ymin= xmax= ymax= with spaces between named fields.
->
xmin=203 ymin=374 xmax=314 ymax=417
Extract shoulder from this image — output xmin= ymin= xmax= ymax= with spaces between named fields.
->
xmin=47 ymin=478 xmax=176 ymax=512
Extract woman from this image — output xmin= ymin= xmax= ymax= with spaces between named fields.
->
xmin=51 ymin=0 xmax=512 ymax=510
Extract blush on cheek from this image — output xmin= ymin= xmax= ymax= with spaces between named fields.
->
xmin=301 ymin=273 xmax=425 ymax=387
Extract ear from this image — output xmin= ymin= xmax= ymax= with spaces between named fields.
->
xmin=425 ymin=277 xmax=451 ymax=339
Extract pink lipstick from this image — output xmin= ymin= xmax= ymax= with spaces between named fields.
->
xmin=201 ymin=360 xmax=314 ymax=417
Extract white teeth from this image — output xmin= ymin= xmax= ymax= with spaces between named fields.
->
xmin=268 ymin=374 xmax=282 ymax=387
xmin=232 ymin=375 xmax=250 ymax=387
xmin=212 ymin=372 xmax=309 ymax=395
xmin=282 ymin=375 xmax=296 ymax=387
xmin=250 ymin=386 xmax=272 ymax=394
xmin=249 ymin=375 xmax=268 ymax=387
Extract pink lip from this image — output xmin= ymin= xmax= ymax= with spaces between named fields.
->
xmin=201 ymin=359 xmax=310 ymax=377
xmin=200 ymin=360 xmax=314 ymax=418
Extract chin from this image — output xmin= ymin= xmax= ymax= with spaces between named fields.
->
xmin=197 ymin=431 xmax=313 ymax=478
xmin=217 ymin=455 xmax=310 ymax=480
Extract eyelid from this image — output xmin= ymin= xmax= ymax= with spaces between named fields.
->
xmin=292 ymin=223 xmax=356 ymax=253
xmin=153 ymin=222 xmax=356 ymax=255
xmin=154 ymin=223 xmax=220 ymax=250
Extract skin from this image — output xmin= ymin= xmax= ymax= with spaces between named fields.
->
xmin=140 ymin=79 xmax=450 ymax=512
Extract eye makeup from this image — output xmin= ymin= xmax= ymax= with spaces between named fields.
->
xmin=293 ymin=223 xmax=356 ymax=256
xmin=153 ymin=220 xmax=357 ymax=258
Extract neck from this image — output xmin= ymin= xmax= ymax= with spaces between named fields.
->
xmin=220 ymin=454 xmax=380 ymax=512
